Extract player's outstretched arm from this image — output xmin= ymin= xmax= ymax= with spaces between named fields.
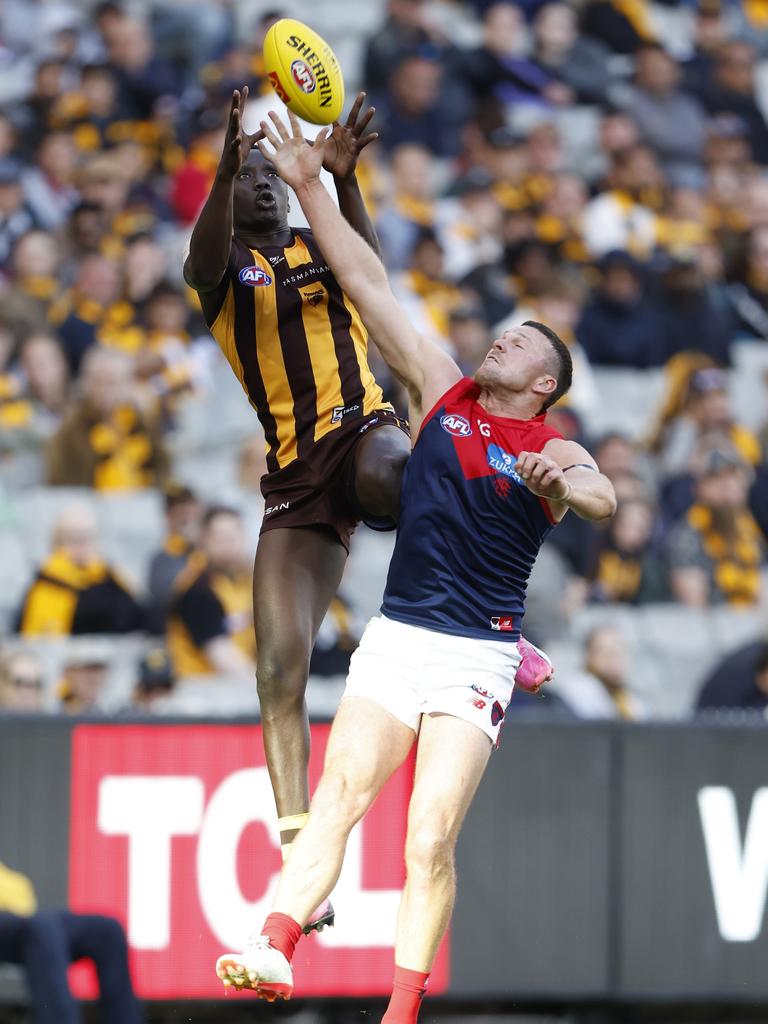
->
xmin=516 ymin=440 xmax=617 ymax=523
xmin=258 ymin=109 xmax=460 ymax=412
xmin=322 ymin=92 xmax=382 ymax=258
xmin=184 ymin=87 xmax=261 ymax=292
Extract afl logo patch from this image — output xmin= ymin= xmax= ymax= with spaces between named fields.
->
xmin=440 ymin=413 xmax=472 ymax=437
xmin=290 ymin=59 xmax=317 ymax=94
xmin=239 ymin=266 xmax=273 ymax=287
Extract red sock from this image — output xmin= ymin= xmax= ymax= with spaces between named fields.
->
xmin=381 ymin=965 xmax=430 ymax=1023
xmin=261 ymin=912 xmax=302 ymax=963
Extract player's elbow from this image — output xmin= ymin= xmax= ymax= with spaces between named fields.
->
xmin=183 ymin=254 xmax=224 ymax=294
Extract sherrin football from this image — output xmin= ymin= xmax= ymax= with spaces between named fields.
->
xmin=263 ymin=18 xmax=345 ymax=126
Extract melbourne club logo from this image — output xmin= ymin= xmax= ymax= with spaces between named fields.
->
xmin=239 ymin=266 xmax=273 ymax=287
xmin=291 ymin=59 xmax=317 ymax=94
xmin=440 ymin=413 xmax=472 ymax=437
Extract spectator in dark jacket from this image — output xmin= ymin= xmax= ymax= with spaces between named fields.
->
xmin=697 ymin=41 xmax=768 ymax=164
xmin=364 ymin=0 xmax=452 ymax=98
xmin=653 ymin=254 xmax=735 ymax=366
xmin=576 ymin=250 xmax=665 ymax=367
xmin=696 ymin=640 xmax=768 ymax=712
xmin=532 ymin=2 xmax=613 ymax=106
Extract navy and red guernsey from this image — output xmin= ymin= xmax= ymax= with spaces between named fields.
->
xmin=382 ymin=377 xmax=564 ymax=642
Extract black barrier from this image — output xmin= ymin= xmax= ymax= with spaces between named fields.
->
xmin=1 ymin=718 xmax=767 ymax=1006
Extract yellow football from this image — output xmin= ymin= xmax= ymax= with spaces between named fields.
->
xmin=262 ymin=18 xmax=345 ymax=126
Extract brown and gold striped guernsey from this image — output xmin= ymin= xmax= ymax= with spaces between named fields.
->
xmin=197 ymin=229 xmax=392 ymax=472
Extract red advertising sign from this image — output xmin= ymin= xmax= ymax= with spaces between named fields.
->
xmin=68 ymin=724 xmax=450 ymax=999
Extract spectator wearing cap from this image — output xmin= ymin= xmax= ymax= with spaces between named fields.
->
xmin=697 ymin=41 xmax=768 ymax=164
xmin=667 ymin=447 xmax=765 ymax=608
xmin=532 ymin=2 xmax=612 ymax=106
xmin=582 ymin=145 xmax=662 ymax=258
xmin=0 ymin=158 xmax=39 ymax=269
xmin=616 ymin=43 xmax=708 ymax=184
xmin=57 ymin=641 xmax=111 ymax=714
xmin=576 ymin=250 xmax=664 ymax=367
xmin=167 ymin=506 xmax=255 ymax=678
xmin=551 ymin=625 xmax=646 ymax=719
xmin=148 ymin=482 xmax=202 ymax=627
xmin=16 ymin=501 xmax=146 ymax=636
xmin=130 ymin=645 xmax=175 ymax=712
xmin=696 ymin=640 xmax=768 ymax=713
xmin=376 ymin=144 xmax=437 ymax=271
xmin=47 ymin=346 xmax=169 ymax=491
xmin=0 ymin=650 xmax=46 ymax=712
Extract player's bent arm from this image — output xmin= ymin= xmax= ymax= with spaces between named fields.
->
xmin=334 ymin=174 xmax=382 ymax=259
xmin=516 ymin=439 xmax=616 ymax=522
xmin=543 ymin=439 xmax=616 ymax=521
xmin=204 ymin=636 xmax=255 ymax=675
xmin=184 ymin=174 xmax=235 ymax=292
xmin=295 ymin=176 xmax=460 ymax=407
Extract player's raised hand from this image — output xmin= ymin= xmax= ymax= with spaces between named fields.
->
xmin=218 ymin=87 xmax=264 ymax=180
xmin=321 ymin=92 xmax=379 ymax=180
xmin=515 ymin=451 xmax=571 ymax=503
xmin=258 ymin=109 xmax=330 ymax=191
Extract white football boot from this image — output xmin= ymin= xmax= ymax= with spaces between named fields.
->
xmin=215 ymin=936 xmax=293 ymax=1001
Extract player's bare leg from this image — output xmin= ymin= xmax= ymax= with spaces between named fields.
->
xmin=382 ymin=713 xmax=492 ymax=1023
xmin=253 ymin=525 xmax=346 ymax=925
xmin=215 ymin=696 xmax=415 ymax=997
xmin=352 ymin=424 xmax=410 ymax=522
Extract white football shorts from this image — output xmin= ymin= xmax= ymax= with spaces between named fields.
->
xmin=342 ymin=614 xmax=521 ymax=744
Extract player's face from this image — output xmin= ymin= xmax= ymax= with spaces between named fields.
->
xmin=474 ymin=325 xmax=557 ymax=402
xmin=233 ymin=150 xmax=289 ymax=232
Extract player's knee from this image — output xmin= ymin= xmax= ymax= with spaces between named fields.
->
xmin=355 ymin=435 xmax=409 ymax=517
xmin=404 ymin=825 xmax=455 ymax=879
xmin=314 ymin=765 xmax=373 ymax=827
xmin=256 ymin=652 xmax=308 ymax=711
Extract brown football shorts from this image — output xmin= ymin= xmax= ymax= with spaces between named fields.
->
xmin=259 ymin=409 xmax=410 ymax=550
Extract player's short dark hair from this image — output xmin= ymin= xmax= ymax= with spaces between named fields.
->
xmin=522 ymin=320 xmax=573 ymax=412
xmin=202 ymin=505 xmax=241 ymax=530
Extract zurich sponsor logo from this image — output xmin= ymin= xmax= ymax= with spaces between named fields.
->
xmin=487 ymin=443 xmax=522 ymax=482
xmin=239 ymin=266 xmax=273 ymax=287
xmin=440 ymin=413 xmax=472 ymax=437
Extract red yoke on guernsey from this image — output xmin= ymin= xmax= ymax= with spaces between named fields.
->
xmin=382 ymin=377 xmax=563 ymax=642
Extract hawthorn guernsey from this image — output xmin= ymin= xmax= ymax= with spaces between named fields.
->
xmin=263 ymin=19 xmax=344 ymax=125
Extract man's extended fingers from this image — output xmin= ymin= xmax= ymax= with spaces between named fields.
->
xmin=355 ymin=105 xmax=376 ymax=136
xmin=286 ymin=108 xmax=304 ymax=139
xmin=345 ymin=91 xmax=365 ymax=128
xmin=315 ymin=125 xmax=331 ymax=145
xmin=358 ymin=131 xmax=379 ymax=150
xmin=256 ymin=139 xmax=273 ymax=161
xmin=259 ymin=120 xmax=281 ymax=149
xmin=268 ymin=110 xmax=291 ymax=142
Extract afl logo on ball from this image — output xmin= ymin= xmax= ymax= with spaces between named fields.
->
xmin=239 ymin=266 xmax=273 ymax=287
xmin=290 ymin=59 xmax=317 ymax=94
xmin=440 ymin=414 xmax=472 ymax=437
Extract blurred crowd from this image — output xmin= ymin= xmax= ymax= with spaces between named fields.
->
xmin=0 ymin=0 xmax=767 ymax=721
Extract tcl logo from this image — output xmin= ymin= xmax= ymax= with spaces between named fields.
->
xmin=440 ymin=414 xmax=472 ymax=437
xmin=68 ymin=725 xmax=449 ymax=999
